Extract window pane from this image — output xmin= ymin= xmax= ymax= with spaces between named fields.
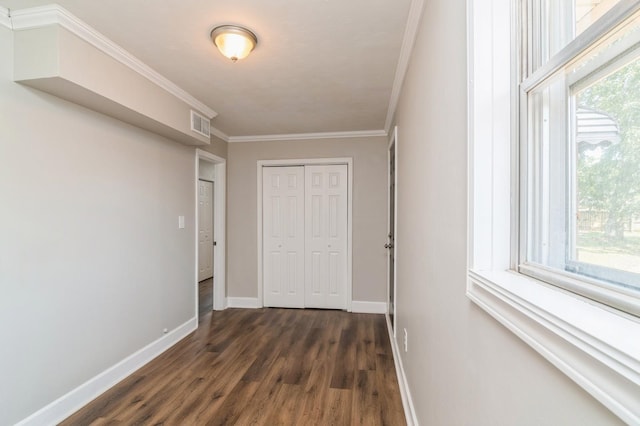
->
xmin=573 ymin=55 xmax=640 ymax=288
xmin=577 ymin=0 xmax=624 ymax=35
xmin=525 ymin=12 xmax=640 ymax=294
xmin=531 ymin=0 xmax=623 ymax=71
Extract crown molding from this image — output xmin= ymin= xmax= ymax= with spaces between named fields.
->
xmin=227 ymin=129 xmax=387 ymax=143
xmin=384 ymin=0 xmax=425 ymax=133
xmin=0 ymin=7 xmax=10 ymax=29
xmin=9 ymin=4 xmax=217 ymax=119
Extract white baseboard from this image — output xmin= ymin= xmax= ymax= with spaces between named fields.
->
xmin=16 ymin=317 xmax=198 ymax=426
xmin=386 ymin=314 xmax=419 ymax=426
xmin=216 ymin=296 xmax=228 ymax=310
xmin=227 ymin=297 xmax=260 ymax=309
xmin=351 ymin=300 xmax=387 ymax=314
xmin=224 ymin=299 xmax=386 ymax=312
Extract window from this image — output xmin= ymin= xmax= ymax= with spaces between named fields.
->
xmin=468 ymin=0 xmax=640 ymax=423
xmin=521 ymin=0 xmax=640 ymax=316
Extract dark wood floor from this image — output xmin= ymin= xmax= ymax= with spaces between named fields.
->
xmin=199 ymin=278 xmax=213 ymax=320
xmin=61 ymin=308 xmax=406 ymax=425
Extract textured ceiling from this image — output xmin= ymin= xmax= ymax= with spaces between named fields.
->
xmin=0 ymin=0 xmax=414 ymax=138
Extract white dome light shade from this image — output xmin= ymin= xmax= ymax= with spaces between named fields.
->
xmin=211 ymin=25 xmax=258 ymax=62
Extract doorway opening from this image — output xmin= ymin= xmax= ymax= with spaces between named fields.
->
xmin=195 ymin=149 xmax=226 ymax=320
xmin=387 ymin=127 xmax=397 ymax=335
xmin=198 ymin=177 xmax=214 ymax=317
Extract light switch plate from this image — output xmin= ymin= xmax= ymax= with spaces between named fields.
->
xmin=178 ymin=216 xmax=185 ymax=229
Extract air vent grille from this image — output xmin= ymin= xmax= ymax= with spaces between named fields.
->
xmin=190 ymin=110 xmax=211 ymax=138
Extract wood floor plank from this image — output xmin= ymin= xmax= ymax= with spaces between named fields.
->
xmin=355 ymin=314 xmax=377 ymax=371
xmin=321 ymin=388 xmax=353 ymax=425
xmin=351 ymin=369 xmax=381 ymax=426
xmin=374 ymin=314 xmax=391 ymax=356
xmin=232 ymin=356 xmax=288 ymax=425
xmin=376 ymin=353 xmax=407 ymax=426
xmin=298 ymin=350 xmax=335 ymax=425
xmin=261 ymin=383 xmax=305 ymax=425
xmin=60 ymin=308 xmax=406 ymax=426
xmin=203 ymin=378 xmax=261 ymax=426
xmin=330 ymin=325 xmax=357 ymax=389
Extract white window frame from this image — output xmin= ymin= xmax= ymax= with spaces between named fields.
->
xmin=519 ymin=0 xmax=640 ymax=317
xmin=467 ymin=0 xmax=640 ymax=423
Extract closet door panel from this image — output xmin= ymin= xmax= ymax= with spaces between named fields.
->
xmin=305 ymin=164 xmax=348 ymax=309
xmin=263 ymin=166 xmax=305 ymax=308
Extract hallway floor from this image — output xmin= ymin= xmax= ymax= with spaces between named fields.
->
xmin=199 ymin=277 xmax=213 ymax=320
xmin=61 ymin=308 xmax=406 ymax=425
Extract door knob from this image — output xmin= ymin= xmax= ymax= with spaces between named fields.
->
xmin=384 ymin=243 xmax=394 ymax=249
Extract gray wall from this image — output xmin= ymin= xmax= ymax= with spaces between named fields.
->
xmin=203 ymin=134 xmax=228 ymax=159
xmin=0 ymin=26 xmax=196 ymax=425
xmin=391 ymin=1 xmax=621 ymax=424
xmin=227 ymin=137 xmax=388 ymax=302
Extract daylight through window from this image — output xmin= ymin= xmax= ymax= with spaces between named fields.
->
xmin=521 ymin=0 xmax=640 ymax=315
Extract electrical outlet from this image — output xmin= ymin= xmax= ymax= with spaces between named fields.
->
xmin=403 ymin=328 xmax=408 ymax=352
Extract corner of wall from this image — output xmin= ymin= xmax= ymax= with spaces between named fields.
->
xmin=0 ymin=6 xmax=11 ymax=29
xmin=203 ymin=134 xmax=228 ymax=159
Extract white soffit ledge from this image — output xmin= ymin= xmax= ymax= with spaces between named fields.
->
xmin=228 ymin=129 xmax=387 ymax=143
xmin=0 ymin=6 xmax=10 ymax=29
xmin=384 ymin=0 xmax=425 ymax=133
xmin=209 ymin=126 xmax=230 ymax=143
xmin=9 ymin=4 xmax=217 ymax=120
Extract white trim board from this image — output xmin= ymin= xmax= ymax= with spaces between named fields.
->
xmin=195 ymin=149 xmax=226 ymax=312
xmin=227 ymin=297 xmax=260 ymax=309
xmin=228 ymin=129 xmax=386 ymax=143
xmin=16 ymin=317 xmax=197 ymax=426
xmin=8 ymin=4 xmax=217 ymax=120
xmin=0 ymin=6 xmax=10 ymax=29
xmin=257 ymin=158 xmax=354 ymax=311
xmin=386 ymin=314 xmax=418 ymax=425
xmin=351 ymin=301 xmax=388 ymax=314
xmin=468 ymin=271 xmax=640 ymax=424
xmin=209 ymin=127 xmax=230 ymax=143
xmin=383 ymin=0 xmax=425 ymax=133
xmin=387 ymin=126 xmax=399 ymax=338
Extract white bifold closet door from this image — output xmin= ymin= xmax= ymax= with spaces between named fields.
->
xmin=262 ymin=164 xmax=348 ymax=310
xmin=304 ymin=165 xmax=348 ymax=309
xmin=263 ymin=166 xmax=306 ymax=308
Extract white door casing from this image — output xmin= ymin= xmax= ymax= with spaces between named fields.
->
xmin=305 ymin=165 xmax=348 ymax=309
xmin=387 ymin=126 xmax=398 ymax=336
xmin=198 ymin=180 xmax=214 ymax=282
xmin=195 ymin=149 xmax=226 ymax=312
xmin=262 ymin=166 xmax=306 ymax=308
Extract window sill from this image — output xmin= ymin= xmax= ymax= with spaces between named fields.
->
xmin=467 ymin=269 xmax=640 ymax=424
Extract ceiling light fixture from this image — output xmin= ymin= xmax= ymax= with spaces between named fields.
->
xmin=210 ymin=25 xmax=258 ymax=62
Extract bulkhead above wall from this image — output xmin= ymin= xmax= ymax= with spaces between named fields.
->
xmin=9 ymin=4 xmax=216 ymax=146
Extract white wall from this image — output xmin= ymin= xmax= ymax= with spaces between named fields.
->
xmin=227 ymin=137 xmax=388 ymax=302
xmin=392 ymin=1 xmax=623 ymax=424
xmin=0 ymin=25 xmax=196 ymax=425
